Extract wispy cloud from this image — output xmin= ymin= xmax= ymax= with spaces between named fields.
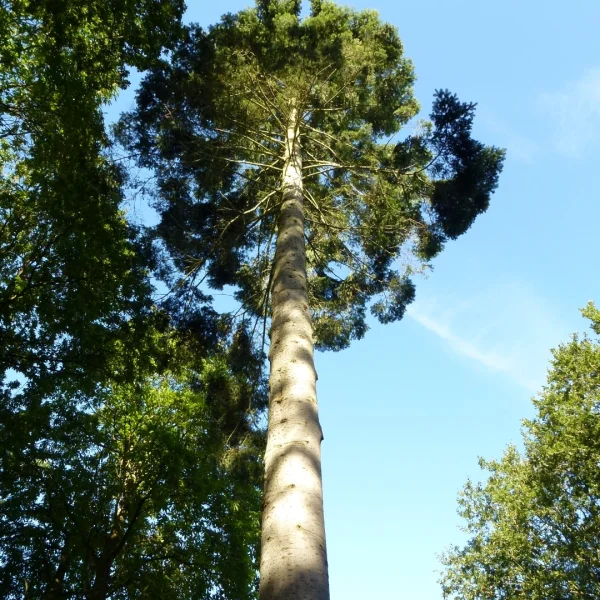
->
xmin=539 ymin=67 xmax=600 ymax=155
xmin=408 ymin=310 xmax=514 ymax=373
xmin=407 ymin=283 xmax=566 ymax=392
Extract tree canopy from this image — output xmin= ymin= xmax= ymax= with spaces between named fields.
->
xmin=0 ymin=0 xmax=184 ymax=393
xmin=1 ymin=1 xmax=267 ymax=598
xmin=1 ymin=328 xmax=265 ymax=599
xmin=118 ymin=0 xmax=505 ymax=352
xmin=441 ymin=303 xmax=600 ymax=600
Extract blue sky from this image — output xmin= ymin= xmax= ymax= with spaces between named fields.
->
xmin=110 ymin=1 xmax=600 ymax=597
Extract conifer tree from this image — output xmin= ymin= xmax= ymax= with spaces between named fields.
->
xmin=119 ymin=2 xmax=505 ymax=598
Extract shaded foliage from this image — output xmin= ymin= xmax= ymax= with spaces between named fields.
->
xmin=0 ymin=329 xmax=266 ymax=599
xmin=1 ymin=1 xmax=267 ymax=598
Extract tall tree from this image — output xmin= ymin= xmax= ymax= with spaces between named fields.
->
xmin=440 ymin=303 xmax=600 ymax=600
xmin=118 ymin=1 xmax=505 ymax=598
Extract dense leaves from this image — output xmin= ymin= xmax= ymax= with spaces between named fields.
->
xmin=118 ymin=0 xmax=505 ymax=352
xmin=440 ymin=303 xmax=600 ymax=600
xmin=1 ymin=1 xmax=267 ymax=598
xmin=0 ymin=0 xmax=184 ymax=392
xmin=0 ymin=335 xmax=265 ymax=599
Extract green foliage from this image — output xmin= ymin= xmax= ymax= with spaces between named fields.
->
xmin=1 ymin=1 xmax=267 ymax=598
xmin=440 ymin=303 xmax=600 ymax=600
xmin=0 ymin=338 xmax=265 ymax=599
xmin=427 ymin=90 xmax=506 ymax=241
xmin=0 ymin=0 xmax=184 ymax=393
xmin=0 ymin=1 xmax=505 ymax=596
xmin=118 ymin=0 xmax=504 ymax=352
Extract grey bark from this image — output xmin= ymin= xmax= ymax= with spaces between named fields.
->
xmin=259 ymin=106 xmax=330 ymax=600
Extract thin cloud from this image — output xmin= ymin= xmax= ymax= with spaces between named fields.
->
xmin=407 ymin=284 xmax=566 ymax=393
xmin=408 ymin=310 xmax=513 ymax=374
xmin=539 ymin=67 xmax=600 ymax=155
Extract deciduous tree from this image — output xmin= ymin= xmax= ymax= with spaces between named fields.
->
xmin=0 ymin=0 xmax=184 ymax=393
xmin=441 ymin=303 xmax=600 ymax=600
xmin=0 ymin=325 xmax=265 ymax=599
xmin=1 ymin=2 xmax=267 ymax=598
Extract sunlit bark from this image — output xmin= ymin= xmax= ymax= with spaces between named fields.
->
xmin=259 ymin=105 xmax=329 ymax=600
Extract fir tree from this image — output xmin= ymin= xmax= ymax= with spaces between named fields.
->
xmin=119 ymin=2 xmax=505 ymax=597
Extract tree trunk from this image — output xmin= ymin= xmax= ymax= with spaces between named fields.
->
xmin=45 ymin=537 xmax=69 ymax=600
xmin=89 ymin=519 xmax=123 ymax=600
xmin=259 ymin=106 xmax=329 ymax=600
xmin=88 ymin=549 xmax=114 ymax=600
xmin=87 ymin=449 xmax=141 ymax=600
